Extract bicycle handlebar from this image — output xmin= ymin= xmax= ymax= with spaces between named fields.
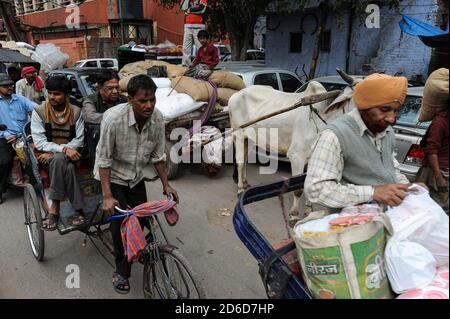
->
xmin=106 ymin=194 xmax=176 ymax=221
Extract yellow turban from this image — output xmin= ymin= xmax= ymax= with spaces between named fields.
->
xmin=353 ymin=73 xmax=408 ymax=110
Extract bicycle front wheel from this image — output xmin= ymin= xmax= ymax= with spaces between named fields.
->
xmin=143 ymin=245 xmax=207 ymax=299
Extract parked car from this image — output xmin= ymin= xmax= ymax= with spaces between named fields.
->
xmin=215 ymin=64 xmax=303 ymax=93
xmin=72 ymin=58 xmax=119 ymax=71
xmin=47 ymin=68 xmax=105 ymax=106
xmin=222 ymin=49 xmax=265 ymax=63
xmin=297 ymin=75 xmax=428 ymax=181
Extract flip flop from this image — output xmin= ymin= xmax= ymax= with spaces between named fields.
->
xmin=112 ymin=273 xmax=130 ymax=295
xmin=42 ymin=213 xmax=59 ymax=232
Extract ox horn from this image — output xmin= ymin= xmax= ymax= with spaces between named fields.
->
xmin=336 ymin=68 xmax=355 ymax=87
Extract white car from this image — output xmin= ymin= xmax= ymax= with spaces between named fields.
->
xmin=215 ymin=64 xmax=303 ymax=92
xmin=72 ymin=58 xmax=119 ymax=71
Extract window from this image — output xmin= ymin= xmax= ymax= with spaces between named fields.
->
xmin=246 ymin=52 xmax=256 ymax=60
xmin=254 ymin=73 xmax=279 ymax=90
xmin=65 ymin=74 xmax=83 ymax=98
xmin=396 ymin=95 xmax=430 ymax=129
xmin=280 ymin=73 xmax=302 ymax=93
xmin=320 ymin=30 xmax=331 ymax=52
xmin=85 ymin=61 xmax=98 ymax=68
xmin=100 ymin=60 xmax=114 ymax=68
xmin=290 ymin=33 xmax=303 ymax=53
xmin=255 ymin=51 xmax=265 ymax=60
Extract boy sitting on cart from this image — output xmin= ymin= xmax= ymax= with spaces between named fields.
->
xmin=30 ymin=75 xmax=87 ymax=231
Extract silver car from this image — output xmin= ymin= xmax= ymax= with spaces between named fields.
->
xmin=216 ymin=63 xmax=303 ymax=92
xmin=297 ymin=76 xmax=428 ymax=181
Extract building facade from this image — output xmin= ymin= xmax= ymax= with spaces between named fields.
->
xmin=12 ymin=0 xmax=184 ymax=65
xmin=265 ymin=0 xmax=439 ymax=81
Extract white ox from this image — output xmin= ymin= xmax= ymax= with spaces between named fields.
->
xmin=228 ymin=75 xmax=360 ymax=217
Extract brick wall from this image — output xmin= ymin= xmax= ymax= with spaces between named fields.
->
xmin=41 ymin=37 xmax=87 ymax=67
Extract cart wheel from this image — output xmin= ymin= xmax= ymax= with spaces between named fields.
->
xmin=143 ymin=245 xmax=207 ymax=299
xmin=164 ymin=140 xmax=179 ymax=180
xmin=23 ymin=184 xmax=45 ymax=261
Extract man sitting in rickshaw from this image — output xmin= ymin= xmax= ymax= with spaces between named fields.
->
xmin=30 ymin=75 xmax=86 ymax=231
xmin=0 ymin=73 xmax=37 ymax=204
xmin=81 ymin=69 xmax=127 ymax=166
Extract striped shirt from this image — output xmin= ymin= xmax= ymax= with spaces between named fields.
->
xmin=94 ymin=103 xmax=166 ymax=188
xmin=305 ymin=109 xmax=409 ymax=208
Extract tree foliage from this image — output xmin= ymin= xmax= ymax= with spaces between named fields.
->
xmin=156 ymin=0 xmax=403 ymax=60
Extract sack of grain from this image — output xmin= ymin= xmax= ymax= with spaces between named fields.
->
xmin=419 ymin=68 xmax=449 ymax=122
xmin=293 ymin=211 xmax=394 ymax=299
xmin=210 ymin=71 xmax=246 ymax=91
xmin=217 ymin=88 xmax=238 ymax=106
xmin=171 ymin=76 xmax=214 ymax=102
xmin=119 ymin=60 xmax=187 ymax=79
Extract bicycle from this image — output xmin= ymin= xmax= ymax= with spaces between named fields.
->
xmin=108 ymin=200 xmax=207 ymax=299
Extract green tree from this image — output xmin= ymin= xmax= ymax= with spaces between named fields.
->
xmin=156 ymin=0 xmax=402 ymax=61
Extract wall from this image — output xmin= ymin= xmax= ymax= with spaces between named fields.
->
xmin=19 ymin=0 xmax=114 ymax=28
xmin=41 ymin=37 xmax=87 ymax=66
xmin=266 ymin=8 xmax=350 ymax=79
xmin=266 ymin=0 xmax=436 ymax=80
xmin=146 ymin=0 xmax=184 ymax=45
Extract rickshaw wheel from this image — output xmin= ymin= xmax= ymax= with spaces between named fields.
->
xmin=23 ymin=184 xmax=45 ymax=261
xmin=164 ymin=140 xmax=179 ymax=180
xmin=143 ymin=246 xmax=207 ymax=299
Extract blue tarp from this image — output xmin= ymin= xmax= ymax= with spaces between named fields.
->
xmin=399 ymin=15 xmax=449 ymax=47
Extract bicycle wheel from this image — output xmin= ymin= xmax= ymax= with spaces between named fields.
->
xmin=143 ymin=245 xmax=207 ymax=299
xmin=23 ymin=184 xmax=45 ymax=261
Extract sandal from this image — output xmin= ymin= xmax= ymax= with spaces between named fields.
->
xmin=112 ymin=273 xmax=130 ymax=295
xmin=42 ymin=213 xmax=59 ymax=231
xmin=68 ymin=213 xmax=86 ymax=227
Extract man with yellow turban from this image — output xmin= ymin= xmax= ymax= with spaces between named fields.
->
xmin=305 ymin=73 xmax=414 ymax=211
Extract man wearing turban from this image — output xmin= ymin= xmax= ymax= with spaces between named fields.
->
xmin=16 ymin=66 xmax=47 ymax=104
xmin=305 ymin=73 xmax=419 ymax=211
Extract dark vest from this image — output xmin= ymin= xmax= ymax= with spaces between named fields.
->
xmin=35 ymin=103 xmax=81 ymax=145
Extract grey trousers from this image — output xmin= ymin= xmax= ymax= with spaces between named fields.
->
xmin=48 ymin=153 xmax=85 ymax=210
xmin=184 ymin=64 xmax=213 ymax=80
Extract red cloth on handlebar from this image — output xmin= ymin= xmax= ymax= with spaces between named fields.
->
xmin=120 ymin=200 xmax=178 ymax=263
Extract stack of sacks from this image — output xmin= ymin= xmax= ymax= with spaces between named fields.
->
xmin=210 ymin=71 xmax=246 ymax=106
xmin=119 ymin=60 xmax=187 ymax=92
xmin=170 ymin=71 xmax=246 ymax=106
xmin=293 ymin=206 xmax=394 ymax=299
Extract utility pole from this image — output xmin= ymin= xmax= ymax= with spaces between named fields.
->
xmin=0 ymin=0 xmax=23 ymax=41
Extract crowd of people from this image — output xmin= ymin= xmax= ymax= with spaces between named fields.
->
xmin=0 ymin=67 xmax=178 ymax=294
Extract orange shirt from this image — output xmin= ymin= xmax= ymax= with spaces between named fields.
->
xmin=184 ymin=0 xmax=207 ymax=25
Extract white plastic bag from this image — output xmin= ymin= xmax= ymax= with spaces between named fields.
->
xmin=385 ymin=212 xmax=437 ymax=294
xmin=387 ymin=184 xmax=449 ymax=267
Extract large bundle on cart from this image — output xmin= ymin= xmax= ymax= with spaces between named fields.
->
xmin=418 ymin=68 xmax=448 ymax=122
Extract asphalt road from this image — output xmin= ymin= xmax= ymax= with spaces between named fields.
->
xmin=0 ymin=162 xmax=295 ymax=299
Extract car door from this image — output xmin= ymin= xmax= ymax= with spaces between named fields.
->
xmin=253 ymin=72 xmax=280 ymax=90
xmin=279 ymin=72 xmax=303 ymax=93
xmin=100 ymin=59 xmax=115 ymax=69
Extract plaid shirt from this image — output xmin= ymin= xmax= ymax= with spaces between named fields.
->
xmin=305 ymin=109 xmax=409 ymax=208
xmin=94 ymin=103 xmax=166 ymax=188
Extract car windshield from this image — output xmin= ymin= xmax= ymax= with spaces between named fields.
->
xmin=396 ymin=95 xmax=430 ymax=129
xmin=72 ymin=61 xmax=83 ymax=68
xmin=80 ymin=74 xmax=98 ymax=96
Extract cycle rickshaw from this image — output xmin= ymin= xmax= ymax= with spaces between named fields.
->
xmin=19 ymin=121 xmax=206 ymax=299
xmin=233 ymin=174 xmax=312 ymax=299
